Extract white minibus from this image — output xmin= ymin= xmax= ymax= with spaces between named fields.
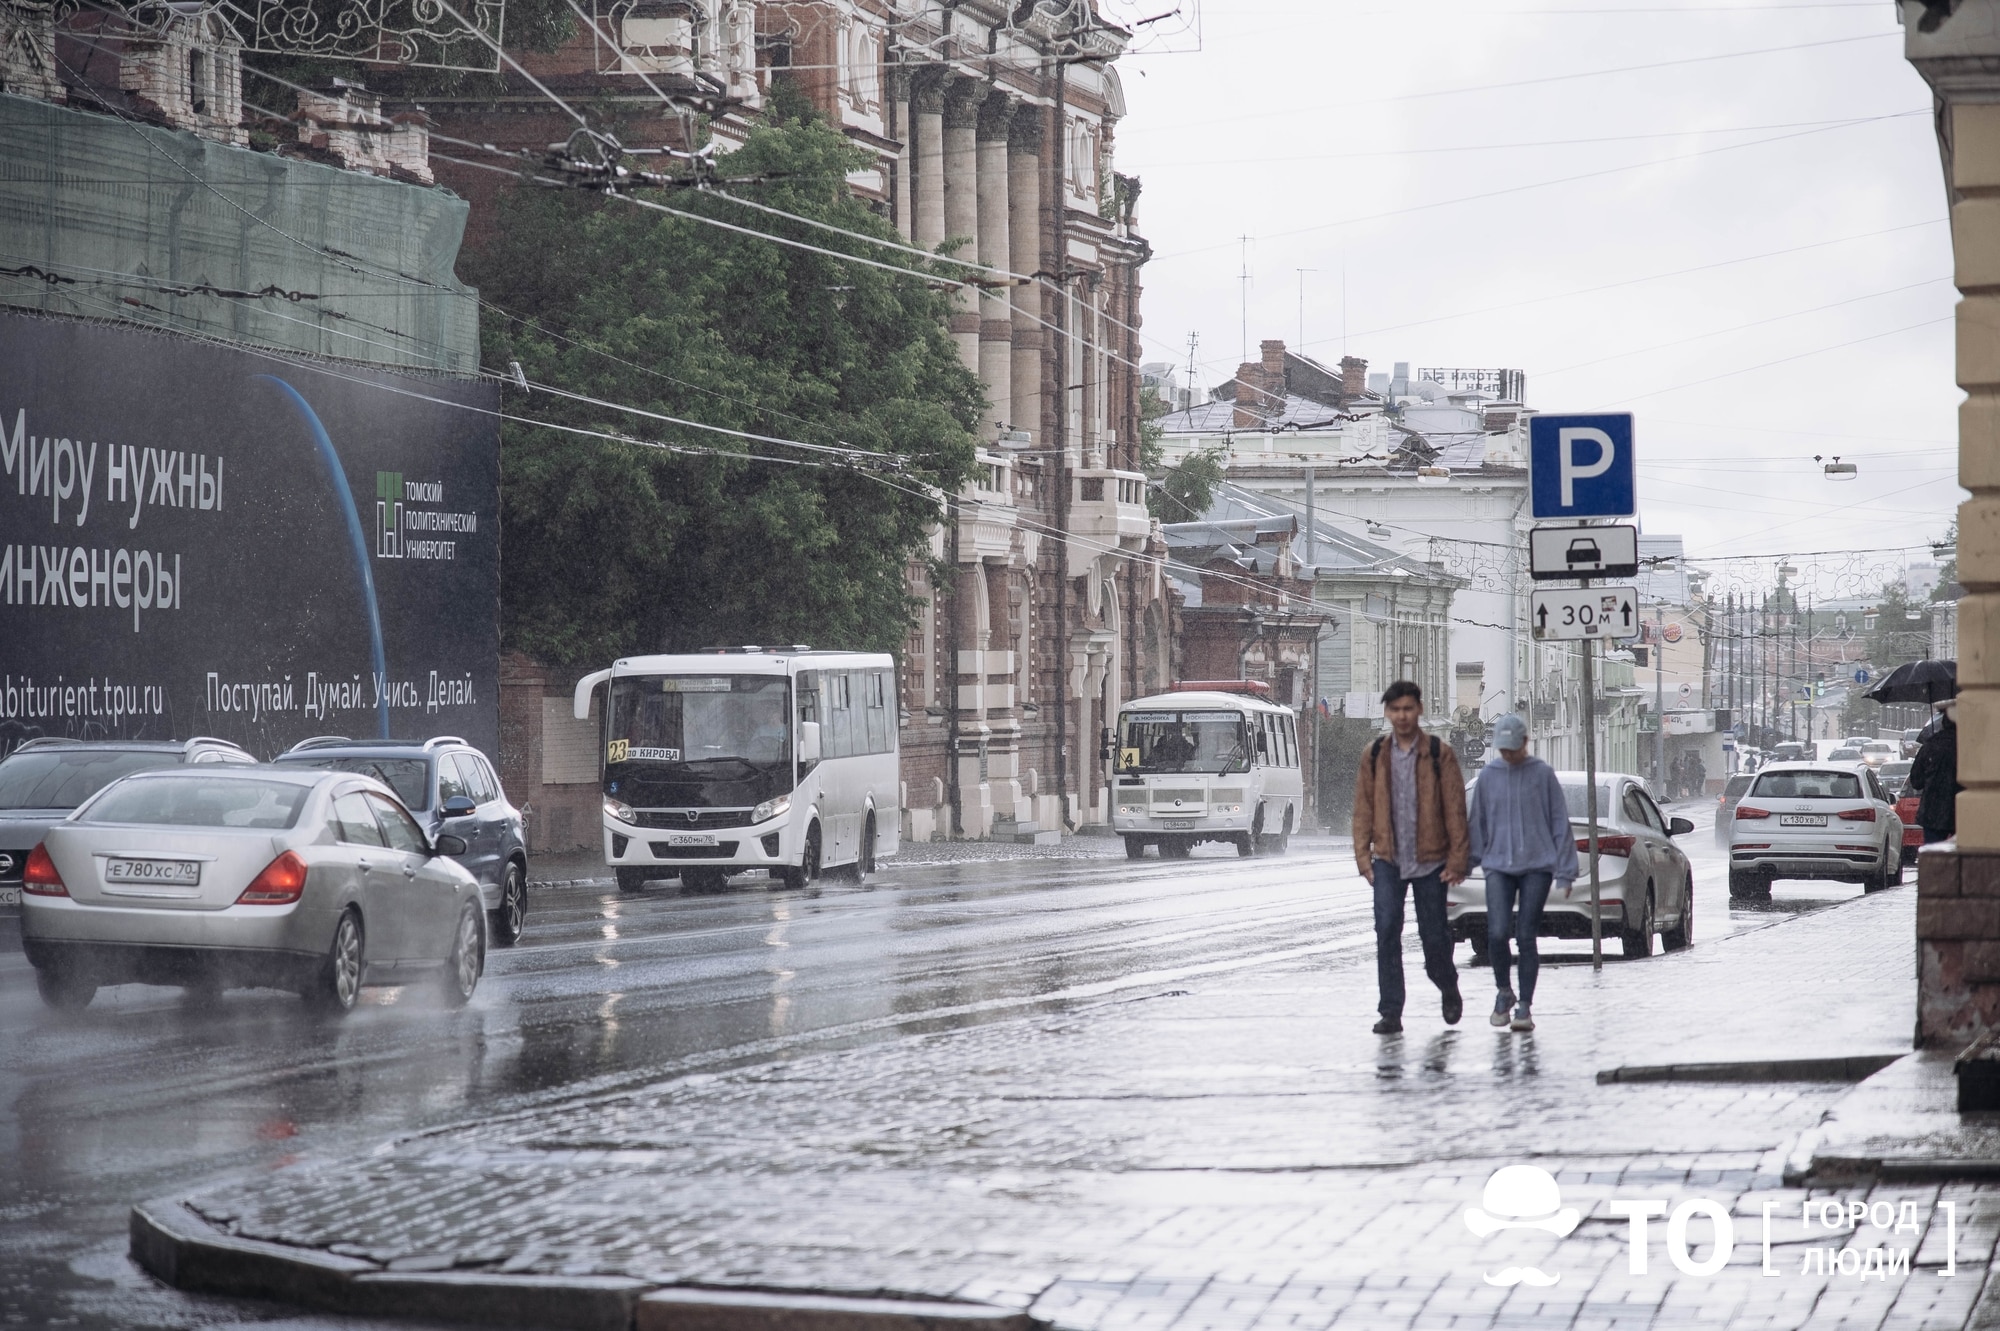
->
xmin=1110 ymin=680 xmax=1305 ymax=859
xmin=573 ymin=648 xmax=900 ymax=891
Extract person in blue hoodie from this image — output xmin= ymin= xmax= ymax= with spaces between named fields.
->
xmin=1466 ymin=713 xmax=1575 ymax=1033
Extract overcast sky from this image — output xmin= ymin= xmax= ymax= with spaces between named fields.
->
xmin=1111 ymin=0 xmax=1955 ymax=603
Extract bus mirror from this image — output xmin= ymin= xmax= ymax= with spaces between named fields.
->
xmin=799 ymin=721 xmax=821 ymax=765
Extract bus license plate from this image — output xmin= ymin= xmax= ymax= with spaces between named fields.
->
xmin=105 ymin=858 xmax=201 ymax=885
xmin=1162 ymin=818 xmax=1195 ymax=829
xmin=666 ymin=833 xmax=718 ymax=848
xmin=1779 ymin=814 xmax=1825 ymax=827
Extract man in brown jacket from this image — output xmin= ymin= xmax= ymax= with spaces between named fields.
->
xmin=1352 ymin=680 xmax=1470 ymax=1034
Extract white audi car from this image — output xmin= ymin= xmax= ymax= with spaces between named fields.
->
xmin=1725 ymin=760 xmax=1904 ymax=901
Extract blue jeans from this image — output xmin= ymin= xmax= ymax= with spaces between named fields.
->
xmin=1485 ymin=870 xmax=1554 ymax=1007
xmin=1372 ymin=859 xmax=1458 ymax=1020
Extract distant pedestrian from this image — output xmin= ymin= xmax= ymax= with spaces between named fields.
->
xmin=1466 ymin=714 xmax=1574 ymax=1034
xmin=1353 ymin=681 xmax=1469 ymax=1035
xmin=1909 ymin=700 xmax=1960 ymax=844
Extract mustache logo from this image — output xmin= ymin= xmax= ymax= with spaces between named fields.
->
xmin=1484 ymin=1266 xmax=1561 ymax=1287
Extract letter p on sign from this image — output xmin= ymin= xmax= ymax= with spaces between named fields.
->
xmin=1529 ymin=413 xmax=1635 ymax=520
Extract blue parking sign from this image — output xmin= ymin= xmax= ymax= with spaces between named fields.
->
xmin=1529 ymin=414 xmax=1636 ymax=519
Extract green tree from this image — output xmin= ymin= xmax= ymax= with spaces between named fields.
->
xmin=1147 ymin=447 xmax=1224 ymax=524
xmin=1934 ymin=519 xmax=1959 ymax=600
xmin=464 ymin=103 xmax=982 ymax=670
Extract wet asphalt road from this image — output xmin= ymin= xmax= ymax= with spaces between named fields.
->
xmin=0 ymin=801 xmax=1868 ymax=1330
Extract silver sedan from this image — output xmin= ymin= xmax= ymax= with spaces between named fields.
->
xmin=20 ymin=766 xmax=485 ymax=1014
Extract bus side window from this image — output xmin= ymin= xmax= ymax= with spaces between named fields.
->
xmin=826 ymin=671 xmax=854 ymax=758
xmin=1280 ymin=715 xmax=1296 ymax=768
xmin=863 ymin=670 xmax=889 ymax=754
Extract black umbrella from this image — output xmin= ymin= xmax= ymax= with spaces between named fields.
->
xmin=1866 ymin=659 xmax=1958 ymax=706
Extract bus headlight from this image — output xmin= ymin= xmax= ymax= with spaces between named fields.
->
xmin=751 ymin=795 xmax=791 ymax=824
xmin=604 ymin=797 xmax=636 ymax=824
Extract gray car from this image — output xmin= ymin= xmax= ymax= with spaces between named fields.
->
xmin=21 ymin=766 xmax=485 ymax=1013
xmin=0 ymin=737 xmax=254 ymax=906
xmin=272 ymin=737 xmax=528 ymax=946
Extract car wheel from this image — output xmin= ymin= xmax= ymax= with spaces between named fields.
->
xmin=1260 ymin=809 xmax=1293 ymax=856
xmin=780 ymin=824 xmax=821 ymax=890
xmin=491 ymin=861 xmax=527 ymax=947
xmin=34 ymin=966 xmax=97 ymax=1012
xmin=1163 ymin=838 xmax=1192 ymax=860
xmin=1728 ymin=868 xmax=1768 ymax=902
xmin=1620 ymin=888 xmax=1655 ymax=959
xmin=1660 ymin=886 xmax=1693 ymax=952
xmin=616 ymin=867 xmax=650 ymax=893
xmin=1235 ymin=833 xmax=1255 ymax=858
xmin=305 ymin=910 xmax=364 ymax=1014
xmin=439 ymin=904 xmax=483 ymax=1007
xmin=1123 ymin=835 xmax=1146 ymax=861
xmin=1886 ymin=846 xmax=1905 ymax=888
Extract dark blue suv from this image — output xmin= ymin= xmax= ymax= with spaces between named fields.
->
xmin=274 ymin=736 xmax=529 ymax=946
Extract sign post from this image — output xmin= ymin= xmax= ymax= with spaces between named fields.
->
xmin=1528 ymin=413 xmax=1638 ymax=972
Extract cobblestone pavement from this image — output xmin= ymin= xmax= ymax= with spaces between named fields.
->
xmin=167 ymin=884 xmax=1982 ymax=1331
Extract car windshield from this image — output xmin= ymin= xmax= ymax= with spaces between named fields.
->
xmin=1724 ymin=775 xmax=1754 ymax=798
xmin=1828 ymin=749 xmax=1861 ymax=760
xmin=80 ymin=776 xmax=310 ymax=829
xmin=1750 ymin=770 xmax=1865 ymax=800
xmin=1881 ymin=762 xmax=1912 ymax=781
xmin=1559 ymin=781 xmax=1614 ymax=818
xmin=280 ymin=756 xmax=431 ymax=810
xmin=1119 ymin=710 xmax=1252 ymax=775
xmin=0 ymin=749 xmax=181 ymax=810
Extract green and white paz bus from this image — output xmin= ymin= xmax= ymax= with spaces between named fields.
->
xmin=1110 ymin=680 xmax=1305 ymax=860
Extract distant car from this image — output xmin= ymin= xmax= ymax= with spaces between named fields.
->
xmin=1901 ymin=728 xmax=1924 ymax=759
xmin=1841 ymin=736 xmax=1873 ymax=750
xmin=1769 ymin=742 xmax=1807 ymax=764
xmin=1878 ymin=760 xmax=1913 ymax=800
xmin=20 ymin=766 xmax=485 ymax=1012
xmin=273 ymin=737 xmax=528 ymax=946
xmin=1827 ymin=747 xmax=1864 ymax=763
xmin=1714 ymin=773 xmax=1755 ymax=846
xmin=0 ymin=738 xmax=254 ymax=903
xmin=1857 ymin=742 xmax=1897 ymax=768
xmin=1727 ymin=761 xmax=1904 ymax=900
xmin=1452 ymin=771 xmax=1694 ymax=960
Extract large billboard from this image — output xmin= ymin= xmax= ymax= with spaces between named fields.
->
xmin=0 ymin=313 xmax=500 ymax=759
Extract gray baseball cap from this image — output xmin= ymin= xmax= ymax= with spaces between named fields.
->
xmin=1493 ymin=713 xmax=1528 ymax=751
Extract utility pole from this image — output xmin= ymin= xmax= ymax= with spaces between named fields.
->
xmin=1295 ymin=268 xmax=1315 ymax=356
xmin=1052 ymin=46 xmax=1070 ymax=831
xmin=1238 ymin=234 xmax=1252 ymax=366
xmin=1654 ymin=602 xmax=1666 ymax=790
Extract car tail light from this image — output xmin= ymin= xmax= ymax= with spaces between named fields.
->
xmin=1576 ymin=834 xmax=1637 ymax=856
xmin=1837 ymin=807 xmax=1877 ymax=822
xmin=1735 ymin=844 xmax=1771 ymax=851
xmin=22 ymin=844 xmax=66 ymax=896
xmin=1836 ymin=844 xmax=1878 ymax=853
xmin=238 ymin=851 xmax=307 ymax=905
xmin=1735 ymin=806 xmax=1772 ymax=820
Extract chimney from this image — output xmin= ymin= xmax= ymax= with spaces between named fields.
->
xmin=1233 ymin=360 xmax=1264 ymax=430
xmin=1340 ymin=355 xmax=1367 ymax=401
xmin=1261 ymin=339 xmax=1288 ymax=391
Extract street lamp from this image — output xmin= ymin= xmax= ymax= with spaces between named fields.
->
xmin=1817 ymin=454 xmax=1858 ymax=480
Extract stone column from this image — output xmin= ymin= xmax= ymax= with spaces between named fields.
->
xmin=976 ymin=92 xmax=1014 ymax=435
xmin=911 ymin=70 xmax=946 ymax=252
xmin=943 ymin=76 xmax=985 ymax=374
xmin=1907 ymin=1 xmax=2000 ymax=1045
xmin=888 ymin=66 xmax=912 ymax=241
xmin=1008 ymin=104 xmax=1045 ymax=448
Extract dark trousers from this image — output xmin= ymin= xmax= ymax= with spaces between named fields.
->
xmin=1484 ymin=870 xmax=1553 ymax=1007
xmin=1372 ymin=858 xmax=1458 ymax=1019
xmin=1924 ymin=827 xmax=1954 ymax=844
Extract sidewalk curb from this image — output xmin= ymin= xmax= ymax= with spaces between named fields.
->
xmin=1596 ymin=1053 xmax=1903 ymax=1084
xmin=132 ymin=1196 xmax=1037 ymax=1331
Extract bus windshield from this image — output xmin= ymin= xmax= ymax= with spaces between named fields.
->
xmin=605 ymin=675 xmax=792 ymax=805
xmin=1119 ymin=710 xmax=1252 ymax=775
